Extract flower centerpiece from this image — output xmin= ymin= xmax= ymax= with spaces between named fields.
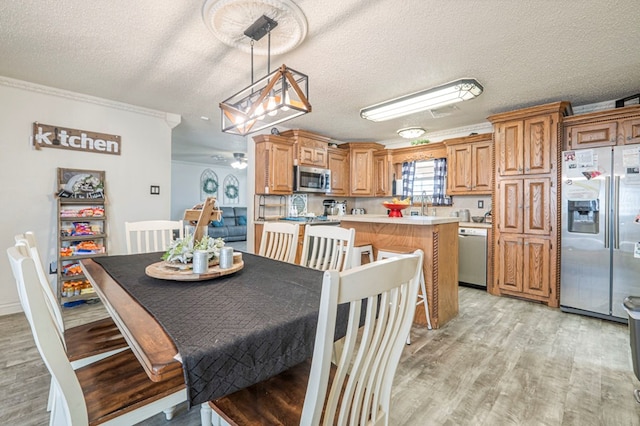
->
xmin=162 ymin=234 xmax=225 ymax=265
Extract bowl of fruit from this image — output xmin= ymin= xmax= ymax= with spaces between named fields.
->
xmin=382 ymin=197 xmax=412 ymax=217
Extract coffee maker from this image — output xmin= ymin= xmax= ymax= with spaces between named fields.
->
xmin=323 ymin=199 xmax=337 ymax=216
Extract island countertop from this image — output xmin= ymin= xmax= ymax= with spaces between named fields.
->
xmin=339 ymin=217 xmax=459 ymax=329
xmin=328 ymin=214 xmax=459 ymax=225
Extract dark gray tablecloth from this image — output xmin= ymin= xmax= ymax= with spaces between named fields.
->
xmin=94 ymin=252 xmax=335 ymax=406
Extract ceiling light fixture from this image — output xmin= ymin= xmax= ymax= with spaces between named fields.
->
xmin=230 ymin=152 xmax=248 ymax=169
xmin=397 ymin=127 xmax=426 ymax=139
xmin=360 ymin=78 xmax=483 ymax=122
xmin=219 ymin=15 xmax=311 ymax=136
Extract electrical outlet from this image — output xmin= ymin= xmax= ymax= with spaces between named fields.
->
xmin=478 ymin=200 xmax=484 ymax=209
xmin=150 ymin=185 xmax=160 ymax=195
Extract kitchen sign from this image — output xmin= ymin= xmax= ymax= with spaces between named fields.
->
xmin=33 ymin=122 xmax=121 ymax=156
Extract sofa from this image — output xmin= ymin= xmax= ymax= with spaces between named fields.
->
xmin=207 ymin=207 xmax=247 ymax=242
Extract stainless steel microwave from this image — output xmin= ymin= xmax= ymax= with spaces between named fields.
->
xmin=294 ymin=165 xmax=331 ymax=193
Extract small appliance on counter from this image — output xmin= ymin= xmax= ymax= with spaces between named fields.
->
xmin=323 ymin=199 xmax=338 ymax=216
xmin=335 ymin=201 xmax=347 ymax=216
xmin=351 ymin=208 xmax=366 ymax=215
xmin=459 ymin=209 xmax=471 ymax=222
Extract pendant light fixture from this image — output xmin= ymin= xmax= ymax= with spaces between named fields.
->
xmin=219 ymin=15 xmax=311 ymax=136
xmin=360 ymin=79 xmax=483 ymax=122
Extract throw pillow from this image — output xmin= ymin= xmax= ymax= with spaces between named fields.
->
xmin=212 ymin=217 xmax=224 ymax=227
xmin=238 ymin=215 xmax=247 ymax=225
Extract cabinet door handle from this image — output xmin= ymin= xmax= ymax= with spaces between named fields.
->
xmin=525 ymin=167 xmax=530 ymax=172
xmin=628 ymin=136 xmax=632 ymax=141
xmin=518 ymin=167 xmax=523 ymax=172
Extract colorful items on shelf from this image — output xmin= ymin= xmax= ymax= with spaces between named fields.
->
xmin=59 ymin=240 xmax=105 ymax=256
xmin=62 ymin=263 xmax=82 ymax=276
xmin=59 ymin=206 xmax=105 ymax=218
xmin=60 ymin=222 xmax=102 ymax=237
xmin=61 ymin=279 xmax=94 ymax=297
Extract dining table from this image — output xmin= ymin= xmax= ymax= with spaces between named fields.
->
xmin=81 ymin=251 xmax=348 ymax=425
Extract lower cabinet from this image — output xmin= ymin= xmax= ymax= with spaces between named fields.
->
xmin=497 ymin=235 xmax=551 ymax=299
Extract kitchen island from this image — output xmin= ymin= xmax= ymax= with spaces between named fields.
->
xmin=339 ymin=215 xmax=459 ymax=329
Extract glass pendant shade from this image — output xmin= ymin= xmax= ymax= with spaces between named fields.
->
xmin=220 ymin=64 xmax=311 ymax=136
xmin=397 ymin=127 xmax=426 ymax=139
xmin=360 ymin=79 xmax=483 ymax=122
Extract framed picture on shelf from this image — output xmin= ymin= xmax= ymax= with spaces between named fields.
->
xmin=57 ymin=168 xmax=105 ymax=199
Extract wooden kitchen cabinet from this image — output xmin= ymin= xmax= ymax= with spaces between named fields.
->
xmin=253 ymin=134 xmax=295 ymax=195
xmin=496 ymin=235 xmax=551 ymax=299
xmin=497 ymin=178 xmax=550 ymax=235
xmin=488 ymin=101 xmax=571 ymax=307
xmin=341 ymin=142 xmax=385 ymax=197
xmin=563 ymin=105 xmax=640 ymax=149
xmin=374 ymin=150 xmax=392 ymax=197
xmin=495 ymin=114 xmax=554 ymax=176
xmin=280 ymin=129 xmax=330 ymax=168
xmin=445 ymin=133 xmax=493 ymax=195
xmin=326 ymin=146 xmax=350 ymax=196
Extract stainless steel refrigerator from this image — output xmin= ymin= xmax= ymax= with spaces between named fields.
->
xmin=561 ymin=145 xmax=640 ymax=321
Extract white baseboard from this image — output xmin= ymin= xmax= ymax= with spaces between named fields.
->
xmin=0 ymin=301 xmax=23 ymax=316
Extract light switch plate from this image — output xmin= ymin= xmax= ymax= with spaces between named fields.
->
xmin=150 ymin=185 xmax=160 ymax=195
xmin=478 ymin=200 xmax=484 ymax=209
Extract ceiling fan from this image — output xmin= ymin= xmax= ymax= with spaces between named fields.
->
xmin=230 ymin=153 xmax=248 ymax=169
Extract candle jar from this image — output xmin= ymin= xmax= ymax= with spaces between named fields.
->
xmin=192 ymin=250 xmax=208 ymax=274
xmin=219 ymin=247 xmax=234 ymax=269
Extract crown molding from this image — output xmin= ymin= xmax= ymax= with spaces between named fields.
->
xmin=0 ymin=75 xmax=180 ymax=126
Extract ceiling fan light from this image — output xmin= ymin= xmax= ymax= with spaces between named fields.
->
xmin=397 ymin=127 xmax=426 ymax=139
xmin=231 ymin=152 xmax=248 ymax=169
xmin=360 ymin=78 xmax=483 ymax=122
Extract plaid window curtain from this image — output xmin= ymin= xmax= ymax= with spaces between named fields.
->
xmin=401 ymin=161 xmax=415 ymax=198
xmin=432 ymin=158 xmax=451 ymax=205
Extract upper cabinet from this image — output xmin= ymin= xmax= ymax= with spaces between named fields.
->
xmin=341 ymin=142 xmax=385 ymax=197
xmin=373 ymin=150 xmax=392 ymax=197
xmin=253 ymin=134 xmax=295 ymax=195
xmin=280 ymin=129 xmax=330 ymax=168
xmin=326 ymin=146 xmax=350 ymax=197
xmin=445 ymin=133 xmax=493 ymax=195
xmin=495 ymin=114 xmax=555 ymax=176
xmin=563 ymin=105 xmax=640 ymax=149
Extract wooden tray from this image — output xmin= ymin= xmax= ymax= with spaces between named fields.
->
xmin=145 ymin=253 xmax=244 ymax=281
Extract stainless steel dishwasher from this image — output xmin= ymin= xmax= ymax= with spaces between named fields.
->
xmin=458 ymin=227 xmax=487 ymax=288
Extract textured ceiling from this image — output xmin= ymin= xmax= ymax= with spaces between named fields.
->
xmin=1 ymin=0 xmax=639 ymax=165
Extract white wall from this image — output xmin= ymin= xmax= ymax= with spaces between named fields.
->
xmin=170 ymin=161 xmax=248 ymax=220
xmin=0 ymin=77 xmax=177 ymax=315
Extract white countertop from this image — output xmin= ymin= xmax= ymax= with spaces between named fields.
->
xmin=335 ymin=214 xmax=459 ymax=225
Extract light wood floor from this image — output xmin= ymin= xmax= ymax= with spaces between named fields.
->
xmin=2 ymin=286 xmax=640 ymax=425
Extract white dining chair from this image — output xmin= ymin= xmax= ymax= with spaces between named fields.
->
xmin=125 ymin=220 xmax=184 ymax=254
xmin=7 ymin=245 xmax=188 ymax=425
xmin=299 ymin=225 xmax=355 ymax=272
xmin=14 ymin=233 xmax=128 ymax=412
xmin=209 ymin=250 xmax=423 ymax=426
xmin=258 ymin=222 xmax=300 ymax=263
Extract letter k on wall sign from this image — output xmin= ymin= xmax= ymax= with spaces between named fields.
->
xmin=32 ymin=122 xmax=121 ymax=156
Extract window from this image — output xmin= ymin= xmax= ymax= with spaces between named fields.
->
xmin=411 ymin=160 xmax=436 ymax=201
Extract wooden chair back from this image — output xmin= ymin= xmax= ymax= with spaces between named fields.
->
xmin=7 ymin=246 xmax=89 ymax=424
xmin=14 ymin=232 xmax=65 ymax=335
xmin=124 ymin=220 xmax=184 ymax=254
xmin=7 ymin=245 xmax=186 ymax=425
xmin=299 ymin=225 xmax=355 ymax=272
xmin=258 ymin=222 xmax=300 ymax=263
xmin=209 ymin=251 xmax=423 ymax=425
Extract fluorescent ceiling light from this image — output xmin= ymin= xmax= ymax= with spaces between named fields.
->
xmin=397 ymin=127 xmax=426 ymax=139
xmin=360 ymin=79 xmax=483 ymax=122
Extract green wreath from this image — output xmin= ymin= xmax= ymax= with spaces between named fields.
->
xmin=202 ymin=177 xmax=218 ymax=194
xmin=225 ymin=184 xmax=239 ymax=199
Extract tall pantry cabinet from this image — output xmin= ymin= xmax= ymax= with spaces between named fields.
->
xmin=488 ymin=101 xmax=572 ymax=307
